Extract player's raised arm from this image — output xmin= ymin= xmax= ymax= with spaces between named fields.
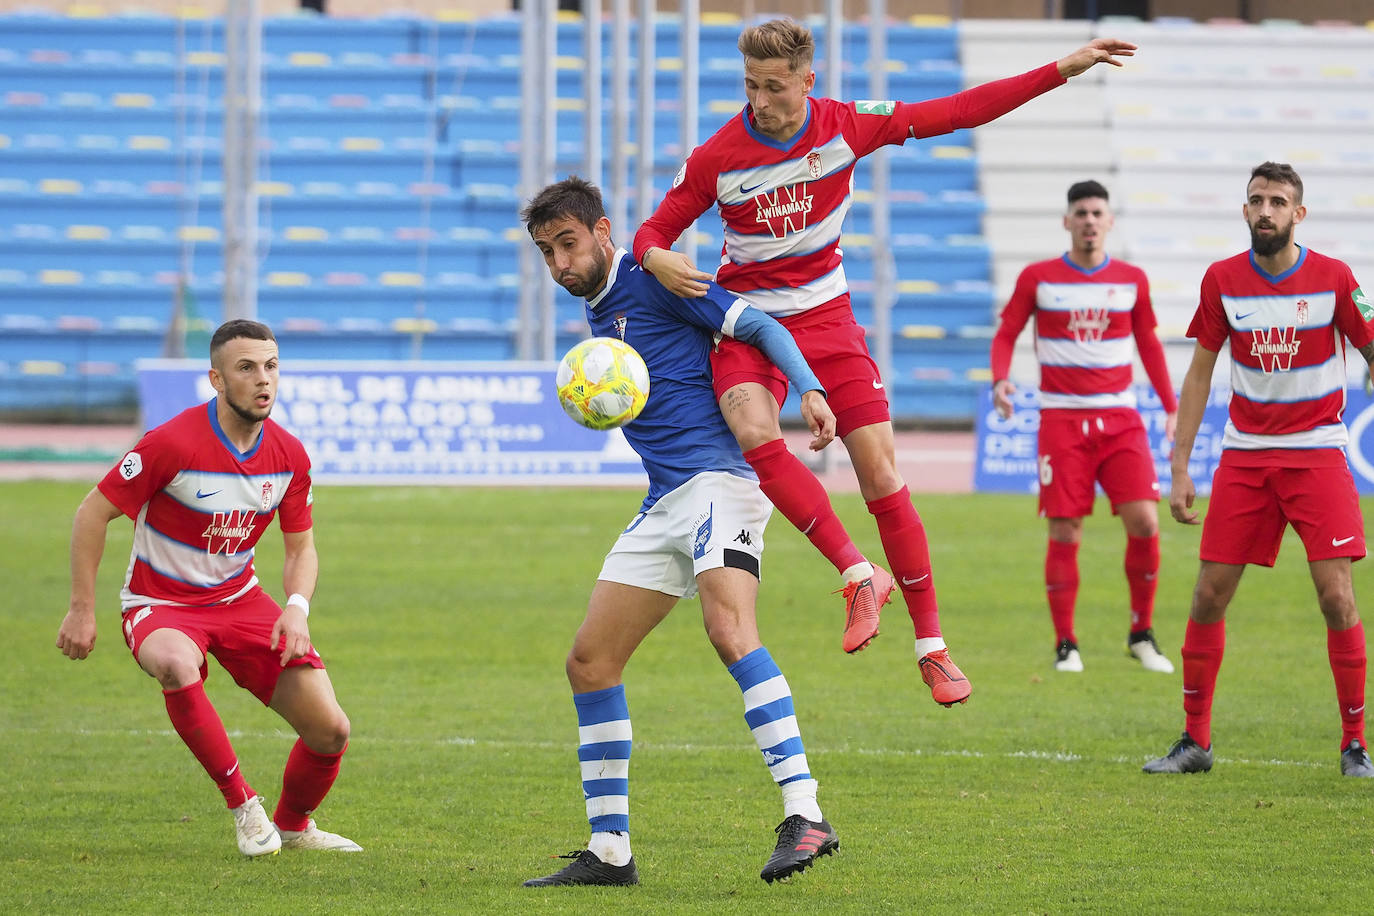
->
xmin=58 ymin=487 xmax=124 ymax=660
xmin=1056 ymin=37 xmax=1136 ymax=78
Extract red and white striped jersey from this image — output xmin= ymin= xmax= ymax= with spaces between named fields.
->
xmin=634 ymin=63 xmax=1065 ymax=317
xmin=98 ymin=400 xmax=313 ymax=610
xmin=1189 ymin=247 xmax=1374 ymax=458
xmin=640 ymin=96 xmax=915 ymax=316
xmin=992 ymin=255 xmax=1175 ymax=412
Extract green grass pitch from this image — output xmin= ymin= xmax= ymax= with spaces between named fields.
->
xmin=4 ymin=481 xmax=1373 ymax=913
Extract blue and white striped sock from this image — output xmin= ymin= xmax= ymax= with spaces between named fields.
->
xmin=728 ymin=647 xmax=823 ymax=822
xmin=574 ymin=685 xmax=633 ymax=866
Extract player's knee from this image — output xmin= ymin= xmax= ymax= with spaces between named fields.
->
xmin=565 ymin=647 xmax=617 ymax=692
xmin=703 ymin=614 xmax=754 ymax=662
xmin=139 ymin=645 xmax=202 ymax=690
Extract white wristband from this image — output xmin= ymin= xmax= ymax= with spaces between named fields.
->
xmin=286 ymin=593 xmax=310 ymax=618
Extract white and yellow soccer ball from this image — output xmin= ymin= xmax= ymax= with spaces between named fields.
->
xmin=555 ymin=336 xmax=651 ymax=430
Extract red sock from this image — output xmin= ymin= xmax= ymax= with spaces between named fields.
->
xmin=1045 ymin=539 xmax=1079 ymax=645
xmin=1180 ymin=618 xmax=1225 ymax=749
xmin=163 ymin=682 xmax=254 ymax=809
xmin=1125 ymin=534 xmax=1160 ymax=632
xmin=866 ymin=486 xmax=940 ymax=639
xmin=273 ymin=739 xmax=346 ymax=832
xmin=1327 ymin=622 xmax=1367 ymax=749
xmin=743 ymin=440 xmax=864 ymax=573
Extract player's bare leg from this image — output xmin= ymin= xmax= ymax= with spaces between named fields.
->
xmin=719 ymin=382 xmax=884 ymax=652
xmin=269 ymin=667 xmax=360 ymax=850
xmin=136 ymin=627 xmax=282 ymax=855
xmin=843 ymin=421 xmax=970 ymax=705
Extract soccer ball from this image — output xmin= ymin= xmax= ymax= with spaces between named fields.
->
xmin=555 ymin=336 xmax=651 ymax=430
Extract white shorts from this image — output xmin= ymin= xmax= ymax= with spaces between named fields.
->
xmin=598 ymin=471 xmax=772 ymax=599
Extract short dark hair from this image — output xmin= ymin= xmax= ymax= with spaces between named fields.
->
xmin=738 ymin=18 xmax=814 ymax=73
xmin=1249 ymin=161 xmax=1303 ymax=205
xmin=1067 ymin=180 xmax=1109 ymax=205
xmin=521 ymin=176 xmax=606 ymax=237
xmin=210 ymin=319 xmax=275 ymax=362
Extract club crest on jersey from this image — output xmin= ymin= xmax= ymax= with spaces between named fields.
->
xmin=1296 ymin=298 xmax=1309 ymax=324
xmin=1250 ymin=326 xmax=1301 ymax=372
xmin=1067 ymin=305 xmax=1112 ymax=343
xmin=754 ymin=184 xmax=814 ymax=239
xmin=613 ymin=314 xmax=628 ymax=340
xmin=806 ymin=150 xmax=823 ymax=179
xmin=260 ymin=480 xmax=274 ymax=512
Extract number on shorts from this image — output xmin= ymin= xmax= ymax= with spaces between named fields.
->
xmin=1039 ymin=454 xmax=1053 ymax=487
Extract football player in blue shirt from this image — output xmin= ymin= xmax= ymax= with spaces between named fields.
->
xmin=520 ymin=176 xmax=840 ymax=887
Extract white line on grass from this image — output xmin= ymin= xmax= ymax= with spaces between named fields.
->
xmin=10 ymin=725 xmax=1328 ymax=770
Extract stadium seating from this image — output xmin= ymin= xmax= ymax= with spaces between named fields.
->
xmin=0 ymin=10 xmax=980 ymax=420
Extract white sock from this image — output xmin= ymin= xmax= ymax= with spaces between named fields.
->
xmin=841 ymin=561 xmax=874 ymax=584
xmin=915 ymin=636 xmax=947 ymax=658
xmin=588 ymin=830 xmax=632 ymax=867
xmin=780 ymin=778 xmax=823 ymax=823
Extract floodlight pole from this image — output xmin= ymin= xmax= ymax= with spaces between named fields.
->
xmin=222 ymin=0 xmax=261 ymax=321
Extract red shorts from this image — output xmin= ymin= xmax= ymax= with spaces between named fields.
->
xmin=1036 ymin=408 xmax=1159 ymax=518
xmin=121 ymin=588 xmax=325 ymax=705
xmin=1200 ymin=462 xmax=1367 ymax=566
xmin=711 ymin=294 xmax=890 ymax=438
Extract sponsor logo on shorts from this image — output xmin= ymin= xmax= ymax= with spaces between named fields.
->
xmin=1332 ymin=535 xmax=1357 ymax=547
xmin=693 ymin=502 xmax=714 ymax=560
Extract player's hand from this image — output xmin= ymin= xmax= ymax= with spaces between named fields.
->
xmin=270 ymin=605 xmax=312 ymax=667
xmin=1168 ymin=470 xmax=1199 ymax=525
xmin=1057 ymin=38 xmax=1137 ymax=78
xmin=643 ymin=247 xmax=713 ymax=298
xmin=800 ymin=389 xmax=837 ymax=451
xmin=993 ymin=379 xmax=1016 ymax=419
xmin=56 ymin=608 xmax=97 ymax=660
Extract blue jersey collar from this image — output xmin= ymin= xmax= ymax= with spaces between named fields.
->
xmin=1249 ymin=245 xmax=1306 ymax=283
xmin=207 ymin=398 xmax=264 ymax=461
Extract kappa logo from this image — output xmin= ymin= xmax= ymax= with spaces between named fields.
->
xmin=753 ymin=184 xmax=815 ymax=239
xmin=1067 ymin=305 xmax=1112 ymax=343
xmin=762 ymin=750 xmax=786 ymax=765
xmin=119 ymin=451 xmax=143 ymax=480
xmin=733 ymin=529 xmax=754 ymax=547
xmin=1249 ymin=326 xmax=1301 ymax=372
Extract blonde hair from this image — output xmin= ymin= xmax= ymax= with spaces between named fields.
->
xmin=737 ymin=18 xmax=814 ymax=73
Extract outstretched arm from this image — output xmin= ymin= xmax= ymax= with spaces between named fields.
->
xmin=57 ymin=487 xmax=124 ymax=660
xmin=902 ymin=38 xmax=1137 ymax=140
xmin=1056 ymin=37 xmax=1137 ymax=78
xmin=730 ymin=305 xmax=836 ymax=450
